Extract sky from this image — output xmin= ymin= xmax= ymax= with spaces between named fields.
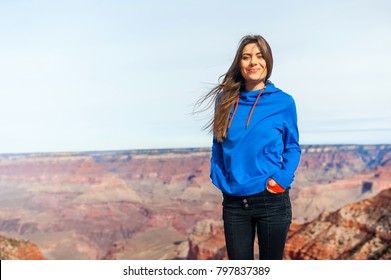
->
xmin=0 ymin=0 xmax=390 ymax=154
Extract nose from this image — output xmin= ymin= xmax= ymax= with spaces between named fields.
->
xmin=250 ymin=56 xmax=258 ymax=65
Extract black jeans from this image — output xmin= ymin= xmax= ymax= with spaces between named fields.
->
xmin=222 ymin=189 xmax=292 ymax=260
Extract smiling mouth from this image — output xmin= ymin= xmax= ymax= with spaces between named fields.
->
xmin=248 ymin=68 xmax=260 ymax=73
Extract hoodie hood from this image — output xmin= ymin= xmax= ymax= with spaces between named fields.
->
xmin=228 ymin=81 xmax=281 ymax=129
xmin=239 ymin=81 xmax=280 ymax=102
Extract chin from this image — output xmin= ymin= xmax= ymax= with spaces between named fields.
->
xmin=248 ymin=78 xmax=263 ymax=83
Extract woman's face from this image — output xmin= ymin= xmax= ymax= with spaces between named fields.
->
xmin=240 ymin=43 xmax=267 ymax=91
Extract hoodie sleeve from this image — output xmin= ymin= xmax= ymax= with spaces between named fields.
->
xmin=211 ymin=136 xmax=224 ymax=167
xmin=272 ymin=96 xmax=301 ymax=189
xmin=210 ymin=94 xmax=225 ymax=178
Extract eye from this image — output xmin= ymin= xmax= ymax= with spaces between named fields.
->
xmin=242 ymin=55 xmax=250 ymax=61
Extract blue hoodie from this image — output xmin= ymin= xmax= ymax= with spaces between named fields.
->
xmin=210 ymin=81 xmax=301 ymax=196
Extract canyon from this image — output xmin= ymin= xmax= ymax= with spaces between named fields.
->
xmin=0 ymin=145 xmax=390 ymax=259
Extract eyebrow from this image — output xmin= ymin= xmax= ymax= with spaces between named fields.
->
xmin=242 ymin=52 xmax=262 ymax=56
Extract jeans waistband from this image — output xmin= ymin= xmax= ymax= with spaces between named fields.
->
xmin=223 ymin=189 xmax=289 ymax=201
xmin=222 ymin=189 xmax=290 ymax=210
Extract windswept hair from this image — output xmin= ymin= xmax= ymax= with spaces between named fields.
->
xmin=195 ymin=35 xmax=273 ymax=142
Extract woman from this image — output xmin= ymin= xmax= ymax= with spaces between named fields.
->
xmin=198 ymin=35 xmax=301 ymax=259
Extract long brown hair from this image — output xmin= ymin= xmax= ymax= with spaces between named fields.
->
xmin=195 ymin=35 xmax=273 ymax=142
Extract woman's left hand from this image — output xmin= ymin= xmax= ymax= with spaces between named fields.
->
xmin=267 ymin=178 xmax=285 ymax=193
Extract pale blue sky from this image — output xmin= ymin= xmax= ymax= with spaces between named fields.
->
xmin=0 ymin=0 xmax=390 ymax=154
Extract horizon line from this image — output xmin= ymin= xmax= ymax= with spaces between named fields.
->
xmin=1 ymin=143 xmax=391 ymax=157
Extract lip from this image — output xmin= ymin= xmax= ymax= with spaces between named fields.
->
xmin=248 ymin=68 xmax=260 ymax=73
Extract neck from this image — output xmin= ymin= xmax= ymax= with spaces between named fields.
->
xmin=245 ymin=80 xmax=265 ymax=91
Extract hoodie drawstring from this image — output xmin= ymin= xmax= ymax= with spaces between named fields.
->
xmin=227 ymin=88 xmax=265 ymax=129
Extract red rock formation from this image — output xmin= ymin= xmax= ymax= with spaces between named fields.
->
xmin=285 ymin=188 xmax=391 ymax=260
xmin=0 ymin=234 xmax=45 ymax=260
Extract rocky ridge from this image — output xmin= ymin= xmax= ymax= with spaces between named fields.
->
xmin=284 ymin=188 xmax=391 ymax=259
xmin=0 ymin=234 xmax=45 ymax=260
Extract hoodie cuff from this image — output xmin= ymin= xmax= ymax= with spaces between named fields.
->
xmin=271 ymin=170 xmax=293 ymax=189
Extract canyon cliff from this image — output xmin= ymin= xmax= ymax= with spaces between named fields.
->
xmin=0 ymin=234 xmax=45 ymax=260
xmin=0 ymin=145 xmax=390 ymax=259
xmin=284 ymin=188 xmax=391 ymax=259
